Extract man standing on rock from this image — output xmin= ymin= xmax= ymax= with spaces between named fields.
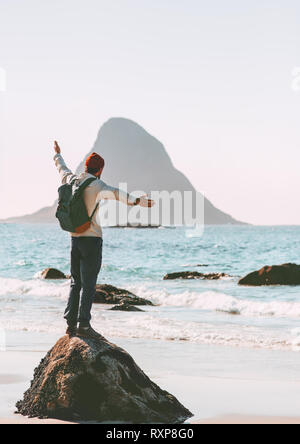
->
xmin=53 ymin=141 xmax=154 ymax=339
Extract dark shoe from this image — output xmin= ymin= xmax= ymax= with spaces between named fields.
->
xmin=77 ymin=325 xmax=105 ymax=340
xmin=66 ymin=326 xmax=77 ymax=337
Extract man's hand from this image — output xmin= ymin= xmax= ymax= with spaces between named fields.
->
xmin=54 ymin=141 xmax=61 ymax=154
xmin=138 ymin=195 xmax=155 ymax=208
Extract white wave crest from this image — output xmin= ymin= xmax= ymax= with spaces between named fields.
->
xmin=0 ymin=311 xmax=296 ymax=351
xmin=126 ymin=284 xmax=300 ymax=319
xmin=0 ymin=277 xmax=69 ymax=300
xmin=2 ymin=277 xmax=300 ymax=320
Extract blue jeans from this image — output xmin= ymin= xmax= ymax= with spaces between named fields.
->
xmin=64 ymin=237 xmax=103 ymax=327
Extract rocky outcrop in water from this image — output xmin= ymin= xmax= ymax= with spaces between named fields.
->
xmin=163 ymin=271 xmax=229 ymax=280
xmin=94 ymin=284 xmax=154 ymax=306
xmin=110 ymin=302 xmax=144 ymax=312
xmin=239 ymin=263 xmax=300 ymax=286
xmin=16 ymin=335 xmax=192 ymax=423
xmin=40 ymin=268 xmax=67 ymax=280
xmin=111 ymin=224 xmax=161 ymax=229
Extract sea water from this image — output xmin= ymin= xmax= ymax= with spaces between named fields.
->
xmin=1 ymin=223 xmax=300 ymax=352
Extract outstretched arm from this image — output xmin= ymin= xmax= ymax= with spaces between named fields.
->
xmin=53 ymin=141 xmax=76 ymax=184
xmin=98 ymin=183 xmax=155 ymax=208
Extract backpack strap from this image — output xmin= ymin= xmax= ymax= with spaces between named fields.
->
xmin=75 ymin=177 xmax=100 ymax=221
xmin=77 ymin=177 xmax=98 ymax=192
xmin=83 ymin=178 xmax=100 ymax=221
xmin=89 ymin=202 xmax=99 ymax=221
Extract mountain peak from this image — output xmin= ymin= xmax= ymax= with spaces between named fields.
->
xmin=77 ymin=117 xmax=245 ymax=225
xmin=96 ymin=118 xmax=160 ymax=147
xmin=2 ymin=118 xmax=246 ymax=225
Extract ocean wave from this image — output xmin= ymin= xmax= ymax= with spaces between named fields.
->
xmin=126 ymin=284 xmax=300 ymax=319
xmin=0 ymin=275 xmax=299 ymax=351
xmin=14 ymin=260 xmax=31 ymax=267
xmin=180 ymin=264 xmax=209 ymax=268
xmin=0 ymin=277 xmax=69 ymax=299
xmin=2 ymin=276 xmax=300 ymax=320
xmin=0 ymin=312 xmax=297 ymax=351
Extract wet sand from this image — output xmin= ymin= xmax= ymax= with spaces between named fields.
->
xmin=193 ymin=415 xmax=300 ymax=424
xmin=1 ymin=414 xmax=300 ymax=425
xmin=0 ymin=417 xmax=74 ymax=425
xmin=2 ymin=337 xmax=300 ymax=425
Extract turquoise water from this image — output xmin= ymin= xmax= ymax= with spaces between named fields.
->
xmin=1 ymin=224 xmax=300 ymax=350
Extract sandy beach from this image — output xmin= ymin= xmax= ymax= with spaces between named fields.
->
xmin=1 ymin=415 xmax=300 ymax=425
xmin=2 ymin=331 xmax=300 ymax=425
xmin=193 ymin=415 xmax=300 ymax=425
xmin=0 ymin=417 xmax=74 ymax=425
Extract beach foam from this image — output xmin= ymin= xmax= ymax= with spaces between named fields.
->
xmin=1 ymin=276 xmax=300 ymax=351
xmin=0 ymin=310 xmax=295 ymax=351
xmin=128 ymin=284 xmax=300 ymax=319
xmin=1 ymin=277 xmax=300 ymax=320
xmin=0 ymin=277 xmax=69 ymax=300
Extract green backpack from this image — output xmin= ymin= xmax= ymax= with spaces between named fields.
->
xmin=56 ymin=177 xmax=99 ymax=234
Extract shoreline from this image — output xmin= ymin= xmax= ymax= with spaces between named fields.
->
xmin=192 ymin=415 xmax=300 ymax=425
xmin=1 ymin=414 xmax=300 ymax=425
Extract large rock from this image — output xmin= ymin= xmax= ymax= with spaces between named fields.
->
xmin=94 ymin=284 xmax=154 ymax=306
xmin=40 ymin=268 xmax=67 ymax=280
xmin=164 ymin=271 xmax=229 ymax=280
xmin=239 ymin=263 xmax=300 ymax=286
xmin=16 ymin=336 xmax=192 ymax=423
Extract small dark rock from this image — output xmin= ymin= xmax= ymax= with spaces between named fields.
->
xmin=163 ymin=271 xmax=229 ymax=280
xmin=239 ymin=263 xmax=300 ymax=286
xmin=94 ymin=284 xmax=154 ymax=306
xmin=40 ymin=268 xmax=67 ymax=280
xmin=216 ymin=309 xmax=240 ymax=316
xmin=110 ymin=302 xmax=144 ymax=312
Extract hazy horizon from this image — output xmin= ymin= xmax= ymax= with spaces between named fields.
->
xmin=0 ymin=0 xmax=299 ymax=225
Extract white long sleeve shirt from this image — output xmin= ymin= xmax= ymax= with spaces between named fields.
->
xmin=54 ymin=153 xmax=135 ymax=238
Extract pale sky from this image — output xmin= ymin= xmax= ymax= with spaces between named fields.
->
xmin=0 ymin=0 xmax=299 ymax=225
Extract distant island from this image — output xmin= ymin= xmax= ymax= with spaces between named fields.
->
xmin=108 ymin=224 xmax=162 ymax=229
xmin=1 ymin=118 xmax=247 ymax=225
